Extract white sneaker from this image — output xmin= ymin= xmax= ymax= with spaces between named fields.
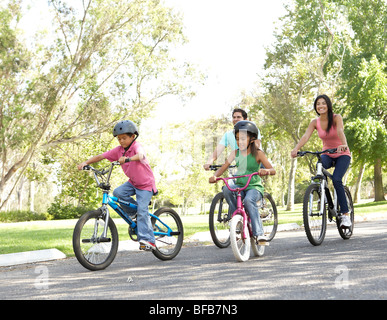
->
xmin=340 ymin=215 xmax=352 ymax=228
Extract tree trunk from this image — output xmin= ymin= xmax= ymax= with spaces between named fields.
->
xmin=286 ymin=157 xmax=297 ymax=211
xmin=374 ymin=158 xmax=386 ymax=202
xmin=353 ymin=162 xmax=365 ymax=203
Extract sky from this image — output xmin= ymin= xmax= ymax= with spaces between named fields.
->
xmin=155 ymin=0 xmax=287 ymax=123
xmin=18 ymin=0 xmax=288 ymax=124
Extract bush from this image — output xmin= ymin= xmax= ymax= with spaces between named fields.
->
xmin=0 ymin=210 xmax=51 ymax=223
xmin=47 ymin=201 xmax=92 ymax=220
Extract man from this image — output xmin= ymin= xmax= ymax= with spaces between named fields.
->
xmin=203 ymin=108 xmax=262 ymax=170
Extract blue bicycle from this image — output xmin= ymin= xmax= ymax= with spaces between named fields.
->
xmin=72 ymin=161 xmax=184 ymax=271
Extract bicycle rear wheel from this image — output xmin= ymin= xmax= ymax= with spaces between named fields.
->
xmin=337 ymin=186 xmax=354 ymax=240
xmin=209 ymin=192 xmax=231 ymax=248
xmin=151 ymin=207 xmax=184 ymax=260
xmin=230 ymin=215 xmax=251 ymax=262
xmin=260 ymin=192 xmax=278 ymax=241
xmin=303 ymin=184 xmax=327 ymax=246
xmin=72 ymin=209 xmax=119 ymax=271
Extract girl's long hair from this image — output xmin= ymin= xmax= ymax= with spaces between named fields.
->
xmin=248 ymin=133 xmax=259 ymax=160
xmin=314 ymin=94 xmax=334 ymax=133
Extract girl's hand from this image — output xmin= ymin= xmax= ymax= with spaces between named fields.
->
xmin=258 ymin=168 xmax=270 ymax=176
xmin=209 ymin=176 xmax=218 ymax=184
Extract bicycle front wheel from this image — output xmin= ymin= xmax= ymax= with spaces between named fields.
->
xmin=337 ymin=186 xmax=354 ymax=240
xmin=209 ymin=192 xmax=231 ymax=248
xmin=230 ymin=215 xmax=251 ymax=262
xmin=151 ymin=207 xmax=184 ymax=261
xmin=72 ymin=209 xmax=119 ymax=271
xmin=303 ymin=184 xmax=327 ymax=246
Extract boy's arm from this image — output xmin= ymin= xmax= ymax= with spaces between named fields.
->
xmin=77 ymin=154 xmax=105 ymax=170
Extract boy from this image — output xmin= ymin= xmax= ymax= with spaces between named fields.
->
xmin=77 ymin=120 xmax=157 ymax=251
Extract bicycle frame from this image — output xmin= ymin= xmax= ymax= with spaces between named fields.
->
xmin=300 ymin=149 xmax=340 ymax=219
xmin=87 ymin=162 xmax=177 ymax=240
xmin=216 ymin=172 xmax=260 ymax=240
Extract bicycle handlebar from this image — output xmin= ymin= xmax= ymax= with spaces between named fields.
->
xmin=216 ymin=172 xmax=261 ymax=193
xmin=209 ymin=165 xmax=236 ymax=171
xmin=297 ymin=148 xmax=337 ymax=157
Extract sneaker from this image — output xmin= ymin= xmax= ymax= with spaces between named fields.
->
xmin=139 ymin=240 xmax=156 ymax=251
xmin=340 ymin=215 xmax=352 ymax=228
xmin=256 ymin=235 xmax=269 ymax=243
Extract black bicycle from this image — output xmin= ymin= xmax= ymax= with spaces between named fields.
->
xmin=297 ymin=148 xmax=354 ymax=246
xmin=208 ymin=165 xmax=278 ymax=248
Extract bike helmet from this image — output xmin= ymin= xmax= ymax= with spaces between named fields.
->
xmin=113 ymin=120 xmax=139 ymax=137
xmin=234 ymin=120 xmax=258 ymax=138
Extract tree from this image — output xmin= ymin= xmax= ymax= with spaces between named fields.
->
xmin=0 ymin=0 xmax=200 ymax=210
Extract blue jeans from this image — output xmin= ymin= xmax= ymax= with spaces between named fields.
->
xmin=222 ymin=184 xmax=264 ymax=237
xmin=113 ymin=181 xmax=155 ymax=243
xmin=321 ymin=155 xmax=351 ymax=214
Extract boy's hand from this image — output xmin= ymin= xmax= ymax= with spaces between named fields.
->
xmin=118 ymin=156 xmax=128 ymax=164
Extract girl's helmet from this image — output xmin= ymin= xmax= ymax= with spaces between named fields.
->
xmin=113 ymin=120 xmax=139 ymax=137
xmin=234 ymin=120 xmax=258 ymax=138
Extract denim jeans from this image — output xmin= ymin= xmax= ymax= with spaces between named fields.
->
xmin=113 ymin=181 xmax=155 ymax=243
xmin=321 ymin=155 xmax=351 ymax=214
xmin=222 ymin=184 xmax=264 ymax=237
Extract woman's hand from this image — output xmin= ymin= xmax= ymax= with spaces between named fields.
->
xmin=337 ymin=145 xmax=348 ymax=153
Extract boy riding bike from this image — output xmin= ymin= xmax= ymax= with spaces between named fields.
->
xmin=209 ymin=121 xmax=276 ymax=243
xmin=77 ymin=120 xmax=157 ymax=251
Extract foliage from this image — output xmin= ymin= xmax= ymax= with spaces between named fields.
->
xmin=0 ymin=210 xmax=51 ymax=223
xmin=47 ymin=197 xmax=93 ymax=220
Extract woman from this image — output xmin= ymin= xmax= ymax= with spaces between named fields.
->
xmin=291 ymin=94 xmax=352 ymax=228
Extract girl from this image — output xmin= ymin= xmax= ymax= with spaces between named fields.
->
xmin=291 ymin=94 xmax=352 ymax=228
xmin=209 ymin=120 xmax=276 ymax=242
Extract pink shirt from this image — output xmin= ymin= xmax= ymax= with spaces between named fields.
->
xmin=316 ymin=116 xmax=351 ymax=158
xmin=103 ymin=141 xmax=157 ymax=193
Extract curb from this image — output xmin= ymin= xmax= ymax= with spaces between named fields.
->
xmin=0 ymin=249 xmax=66 ymax=267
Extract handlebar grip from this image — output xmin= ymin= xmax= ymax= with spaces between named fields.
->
xmin=83 ymin=165 xmax=91 ymax=170
xmin=124 ymin=158 xmax=131 ymax=163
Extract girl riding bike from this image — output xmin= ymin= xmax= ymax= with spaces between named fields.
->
xmin=209 ymin=120 xmax=276 ymax=243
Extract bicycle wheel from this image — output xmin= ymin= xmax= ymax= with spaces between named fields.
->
xmin=151 ymin=207 xmax=184 ymax=261
xmin=230 ymin=214 xmax=251 ymax=262
xmin=250 ymin=237 xmax=265 ymax=257
xmin=337 ymin=186 xmax=354 ymax=240
xmin=72 ymin=209 xmax=119 ymax=271
xmin=260 ymin=192 xmax=278 ymax=241
xmin=209 ymin=192 xmax=231 ymax=248
xmin=303 ymin=184 xmax=327 ymax=246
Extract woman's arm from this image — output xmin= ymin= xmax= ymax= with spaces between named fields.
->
xmin=291 ymin=119 xmax=317 ymax=158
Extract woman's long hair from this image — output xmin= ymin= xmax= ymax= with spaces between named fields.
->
xmin=314 ymin=94 xmax=334 ymax=133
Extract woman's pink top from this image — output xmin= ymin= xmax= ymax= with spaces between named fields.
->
xmin=316 ymin=115 xmax=351 ymax=158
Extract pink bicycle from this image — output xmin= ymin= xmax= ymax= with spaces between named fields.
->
xmin=215 ymin=172 xmax=269 ymax=262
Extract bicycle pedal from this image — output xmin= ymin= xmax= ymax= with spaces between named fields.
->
xmin=258 ymin=241 xmax=270 ymax=246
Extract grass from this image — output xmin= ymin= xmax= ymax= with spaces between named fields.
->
xmin=0 ymin=201 xmax=386 ymax=257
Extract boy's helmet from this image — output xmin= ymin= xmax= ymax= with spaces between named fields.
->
xmin=234 ymin=120 xmax=258 ymax=138
xmin=113 ymin=120 xmax=139 ymax=137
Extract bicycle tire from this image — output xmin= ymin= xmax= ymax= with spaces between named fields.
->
xmin=337 ymin=186 xmax=354 ymax=240
xmin=151 ymin=207 xmax=184 ymax=261
xmin=230 ymin=214 xmax=251 ymax=262
xmin=303 ymin=184 xmax=327 ymax=246
xmin=72 ymin=209 xmax=119 ymax=271
xmin=261 ymin=192 xmax=278 ymax=241
xmin=209 ymin=192 xmax=231 ymax=248
xmin=250 ymin=237 xmax=265 ymax=257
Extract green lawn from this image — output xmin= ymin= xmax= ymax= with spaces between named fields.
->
xmin=0 ymin=201 xmax=386 ymax=257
